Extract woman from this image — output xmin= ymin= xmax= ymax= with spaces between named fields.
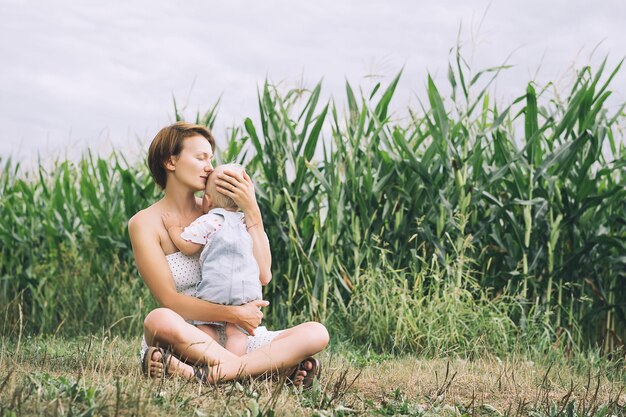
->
xmin=129 ymin=122 xmax=329 ymax=384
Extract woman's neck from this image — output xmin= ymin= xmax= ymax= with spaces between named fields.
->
xmin=161 ymin=184 xmax=199 ymax=216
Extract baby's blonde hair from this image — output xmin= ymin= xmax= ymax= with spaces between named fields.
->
xmin=206 ymin=163 xmax=244 ymax=210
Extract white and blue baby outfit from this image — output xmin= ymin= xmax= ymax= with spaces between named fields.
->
xmin=180 ymin=208 xmax=262 ymax=327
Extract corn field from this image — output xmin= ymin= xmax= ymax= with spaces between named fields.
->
xmin=1 ymin=55 xmax=625 ymax=354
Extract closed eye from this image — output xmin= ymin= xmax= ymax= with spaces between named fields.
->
xmin=196 ymin=152 xmax=213 ymax=160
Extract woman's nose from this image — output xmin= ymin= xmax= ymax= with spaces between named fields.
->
xmin=205 ymin=162 xmax=214 ymax=172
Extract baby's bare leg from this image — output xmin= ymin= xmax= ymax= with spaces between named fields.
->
xmin=224 ymin=323 xmax=248 ymax=356
xmin=196 ymin=324 xmax=220 ymax=343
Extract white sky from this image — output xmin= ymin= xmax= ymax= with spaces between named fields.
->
xmin=1 ymin=0 xmax=625 ymax=164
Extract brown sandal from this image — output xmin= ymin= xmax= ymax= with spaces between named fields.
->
xmin=287 ymin=357 xmax=322 ymax=390
xmin=193 ymin=364 xmax=211 ymax=384
xmin=301 ymin=357 xmax=322 ymax=389
xmin=141 ymin=347 xmax=171 ymax=379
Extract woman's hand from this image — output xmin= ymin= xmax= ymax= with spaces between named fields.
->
xmin=216 ymin=169 xmax=260 ymax=217
xmin=232 ymin=299 xmax=270 ymax=335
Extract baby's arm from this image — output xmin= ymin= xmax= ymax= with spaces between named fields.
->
xmin=162 ymin=213 xmax=203 ymax=256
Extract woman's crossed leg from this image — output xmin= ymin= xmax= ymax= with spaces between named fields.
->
xmin=143 ymin=308 xmax=329 ymax=384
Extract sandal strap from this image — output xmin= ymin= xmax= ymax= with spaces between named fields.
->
xmin=142 ymin=347 xmax=166 ymax=378
xmin=162 ymin=350 xmax=172 ymax=377
xmin=302 ymin=358 xmax=321 ymax=389
xmin=286 ymin=364 xmax=300 ymax=386
xmin=193 ymin=364 xmax=210 ymax=384
xmin=289 ymin=357 xmax=322 ymax=390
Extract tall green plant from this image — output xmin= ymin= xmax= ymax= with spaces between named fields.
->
xmin=1 ymin=54 xmax=624 ymax=353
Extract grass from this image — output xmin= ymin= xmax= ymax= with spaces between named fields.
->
xmin=1 ymin=49 xmax=625 ymax=415
xmin=2 ymin=50 xmax=624 ymax=349
xmin=1 ymin=337 xmax=624 ymax=416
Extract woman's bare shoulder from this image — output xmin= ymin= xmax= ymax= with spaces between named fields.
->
xmin=128 ymin=198 xmax=203 ymax=235
xmin=128 ymin=203 xmax=162 ymax=234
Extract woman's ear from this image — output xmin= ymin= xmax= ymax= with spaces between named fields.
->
xmin=164 ymin=156 xmax=176 ymax=171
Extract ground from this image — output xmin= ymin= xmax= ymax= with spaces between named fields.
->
xmin=1 ymin=336 xmax=624 ymax=416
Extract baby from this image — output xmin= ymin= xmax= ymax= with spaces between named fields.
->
xmin=162 ymin=163 xmax=269 ymax=356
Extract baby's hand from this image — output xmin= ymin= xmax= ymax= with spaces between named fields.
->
xmin=161 ymin=212 xmax=181 ymax=230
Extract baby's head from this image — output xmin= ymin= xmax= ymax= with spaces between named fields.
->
xmin=202 ymin=163 xmax=244 ymax=213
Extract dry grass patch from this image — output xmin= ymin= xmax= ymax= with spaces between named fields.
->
xmin=354 ymin=357 xmax=626 ymax=415
xmin=1 ymin=336 xmax=625 ymax=416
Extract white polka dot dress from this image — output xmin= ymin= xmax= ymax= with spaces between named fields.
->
xmin=140 ymin=251 xmax=282 ymax=360
xmin=166 ymin=252 xmax=202 ymax=296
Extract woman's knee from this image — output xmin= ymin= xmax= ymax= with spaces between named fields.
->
xmin=300 ymin=321 xmax=330 ymax=352
xmin=144 ymin=308 xmax=185 ymax=342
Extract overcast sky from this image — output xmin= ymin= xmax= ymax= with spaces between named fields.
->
xmin=1 ymin=0 xmax=625 ymax=164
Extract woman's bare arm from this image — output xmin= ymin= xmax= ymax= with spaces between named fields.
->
xmin=128 ymin=210 xmax=267 ymax=334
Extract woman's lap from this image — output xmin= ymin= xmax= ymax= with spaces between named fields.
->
xmin=140 ymin=325 xmax=283 ymax=362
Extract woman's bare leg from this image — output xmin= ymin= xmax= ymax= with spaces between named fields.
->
xmin=147 ymin=347 xmax=314 ymax=384
xmin=144 ymin=308 xmax=238 ymax=365
xmin=144 ymin=309 xmax=329 ymax=383
xmin=205 ymin=321 xmax=329 ymax=382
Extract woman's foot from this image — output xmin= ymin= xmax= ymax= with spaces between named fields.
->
xmin=300 ymin=357 xmax=321 ymax=389
xmin=288 ymin=357 xmax=321 ymax=389
xmin=143 ymin=347 xmax=195 ymax=380
xmin=144 ymin=347 xmax=315 ymax=387
xmin=286 ymin=367 xmax=307 ymax=385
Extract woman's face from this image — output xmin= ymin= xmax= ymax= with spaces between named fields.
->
xmin=168 ymin=135 xmax=214 ymax=191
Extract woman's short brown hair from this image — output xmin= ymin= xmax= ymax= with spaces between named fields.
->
xmin=148 ymin=122 xmax=216 ymax=189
